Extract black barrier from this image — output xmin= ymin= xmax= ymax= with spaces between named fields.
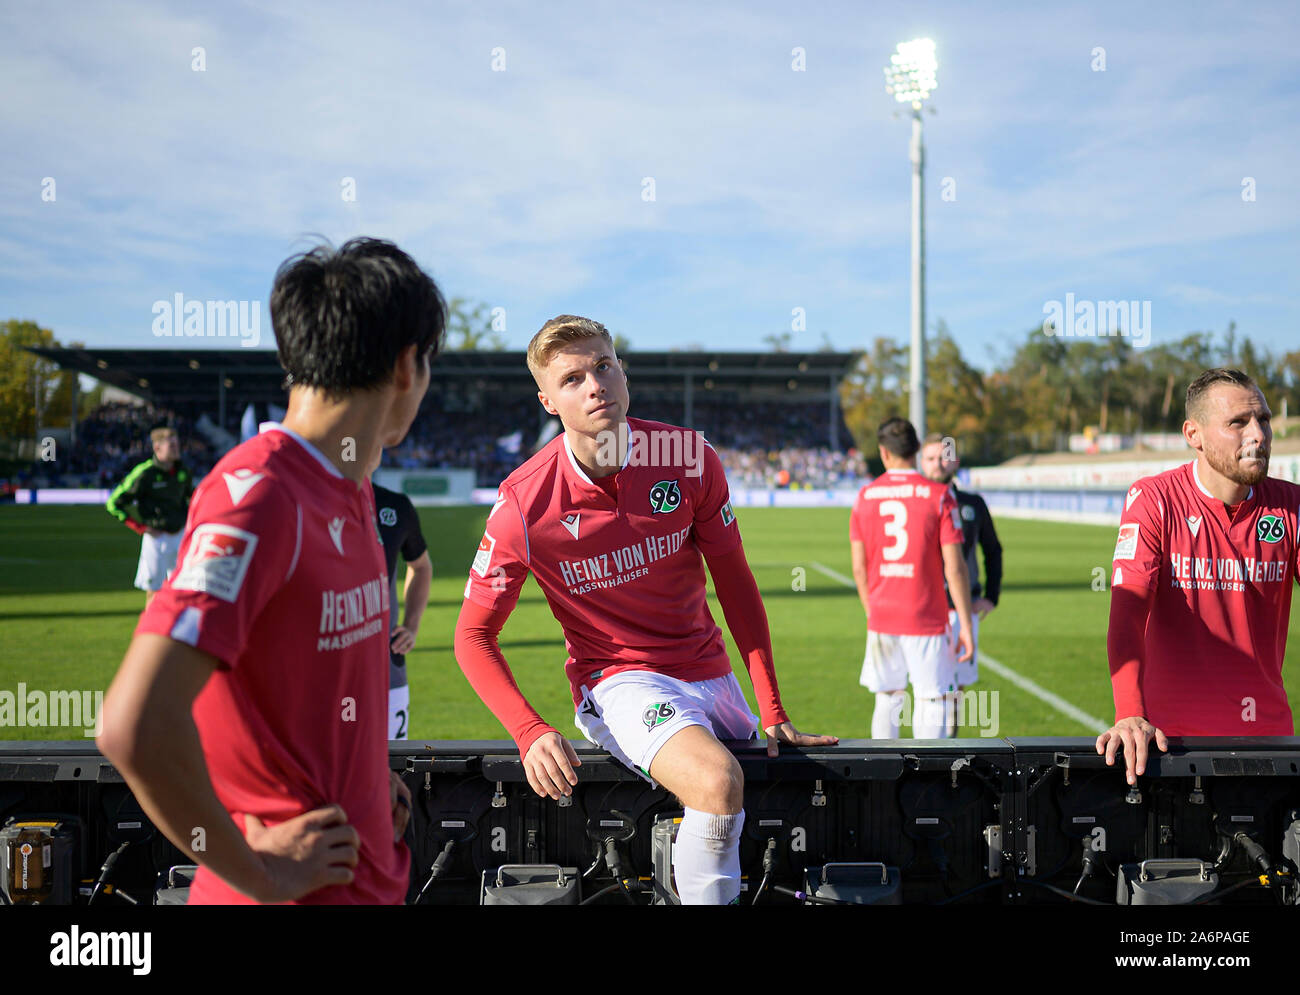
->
xmin=1 ymin=738 xmax=1298 ymax=906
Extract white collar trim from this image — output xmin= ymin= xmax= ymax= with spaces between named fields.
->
xmin=563 ymin=429 xmax=630 ymax=485
xmin=1191 ymin=459 xmax=1252 ymax=503
xmin=260 ymin=421 xmax=344 ymax=479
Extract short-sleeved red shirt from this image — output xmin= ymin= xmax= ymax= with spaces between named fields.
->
xmin=1110 ymin=461 xmax=1300 ymax=735
xmin=462 ymin=417 xmax=741 ymax=706
xmin=849 ymin=468 xmax=963 ymax=635
xmin=136 ymin=423 xmax=409 ymax=904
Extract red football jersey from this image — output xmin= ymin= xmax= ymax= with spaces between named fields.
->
xmin=136 ymin=424 xmax=408 ymax=904
xmin=462 ymin=417 xmax=742 ymax=708
xmin=1110 ymin=460 xmax=1300 ymax=735
xmin=849 ymin=468 xmax=963 ymax=635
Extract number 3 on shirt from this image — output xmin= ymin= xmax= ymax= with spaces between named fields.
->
xmin=879 ymin=500 xmax=908 ymax=561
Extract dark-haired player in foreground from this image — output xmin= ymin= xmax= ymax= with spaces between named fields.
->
xmin=1099 ymin=369 xmax=1300 ymax=784
xmin=454 ymin=315 xmax=836 ymax=904
xmin=99 ymin=238 xmax=446 ymax=903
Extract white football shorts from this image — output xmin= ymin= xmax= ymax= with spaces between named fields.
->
xmin=574 ymin=671 xmax=758 ymax=782
xmin=859 ymin=630 xmax=956 ymax=699
xmin=134 ymin=530 xmax=183 ymax=592
xmin=948 ymin=610 xmax=980 ymax=687
xmin=389 ymin=685 xmax=410 ymax=741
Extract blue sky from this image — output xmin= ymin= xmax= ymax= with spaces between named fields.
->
xmin=2 ymin=1 xmax=1297 ymax=371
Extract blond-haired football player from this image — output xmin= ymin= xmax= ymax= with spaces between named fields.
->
xmin=454 ymin=315 xmax=836 ymax=904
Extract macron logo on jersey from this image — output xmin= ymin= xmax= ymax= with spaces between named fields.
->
xmin=561 ymin=514 xmax=581 ymax=539
xmin=1187 ymin=515 xmax=1202 ymax=539
xmin=1126 ymin=487 xmax=1142 ymax=511
xmin=328 ymin=517 xmax=346 ymax=555
xmin=222 ymin=469 xmax=265 ymax=506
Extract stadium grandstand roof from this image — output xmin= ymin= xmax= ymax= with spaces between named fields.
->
xmin=29 ymin=347 xmax=863 ymax=411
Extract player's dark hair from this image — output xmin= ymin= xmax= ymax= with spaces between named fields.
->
xmin=877 ymin=417 xmax=920 ymax=459
xmin=270 ymin=237 xmax=447 ymax=395
xmin=1185 ymin=369 xmax=1260 ymax=421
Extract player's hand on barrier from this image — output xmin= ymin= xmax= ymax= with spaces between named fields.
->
xmin=390 ymin=626 xmax=417 ymax=655
xmin=763 ymin=722 xmax=839 ymax=759
xmin=972 ymin=597 xmax=996 ymax=619
xmin=1096 ymin=716 xmax=1169 ymax=786
xmin=390 ymin=770 xmax=412 ymax=842
xmin=243 ymin=805 xmax=360 ymax=903
xmin=523 ymin=731 xmax=582 ymax=800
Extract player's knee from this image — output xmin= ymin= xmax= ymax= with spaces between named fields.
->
xmin=690 ymin=754 xmax=743 ymax=815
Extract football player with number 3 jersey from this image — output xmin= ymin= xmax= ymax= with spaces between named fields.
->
xmin=850 ymin=417 xmax=974 ymax=739
xmin=454 ymin=315 xmax=837 ymax=905
xmin=1100 ymin=369 xmax=1300 ymax=785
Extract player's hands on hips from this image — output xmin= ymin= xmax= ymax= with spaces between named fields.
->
xmin=972 ymin=597 xmax=996 ymax=619
xmin=1096 ymin=716 xmax=1169 ymax=786
xmin=243 ymin=805 xmax=360 ymax=903
xmin=763 ymin=722 xmax=839 ymax=758
xmin=390 ymin=770 xmax=411 ymax=842
xmin=390 ymin=625 xmax=417 ymax=655
xmin=523 ymin=731 xmax=582 ymax=800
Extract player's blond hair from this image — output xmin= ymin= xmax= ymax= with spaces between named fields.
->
xmin=526 ymin=315 xmax=615 ymax=383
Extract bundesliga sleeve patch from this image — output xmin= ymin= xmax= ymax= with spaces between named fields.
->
xmin=471 ymin=532 xmax=496 ymax=578
xmin=720 ymin=500 xmax=735 ymax=527
xmin=172 ymin=524 xmax=259 ymax=602
xmin=1112 ymin=523 xmax=1139 ymax=561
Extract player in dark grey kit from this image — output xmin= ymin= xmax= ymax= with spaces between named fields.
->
xmin=920 ymin=435 xmax=1002 ymax=730
xmin=372 ymin=481 xmax=432 ymax=739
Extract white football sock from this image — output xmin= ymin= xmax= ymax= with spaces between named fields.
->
xmin=872 ymin=692 xmax=907 ymax=739
xmin=912 ymin=696 xmax=951 ymax=738
xmin=672 ymin=808 xmax=744 ymax=905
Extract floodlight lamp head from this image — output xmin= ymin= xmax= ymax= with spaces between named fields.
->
xmin=883 ymin=37 xmax=937 ymax=110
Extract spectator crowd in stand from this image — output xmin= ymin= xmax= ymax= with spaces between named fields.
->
xmin=19 ymin=395 xmax=866 ymax=493
xmin=714 ymin=446 xmax=868 ymax=490
xmin=19 ymin=402 xmax=216 ymax=488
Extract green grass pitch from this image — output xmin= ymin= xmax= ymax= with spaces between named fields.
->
xmin=2 ymin=504 xmax=1299 ymax=742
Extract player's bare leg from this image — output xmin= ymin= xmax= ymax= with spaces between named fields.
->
xmin=872 ymin=688 xmax=907 ymax=738
xmin=649 ymin=724 xmax=745 ymax=905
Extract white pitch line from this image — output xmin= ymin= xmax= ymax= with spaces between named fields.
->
xmin=974 ymin=653 xmax=1108 ymax=734
xmin=807 ymin=561 xmax=1109 ymax=734
xmin=809 ymin=561 xmax=856 ymax=588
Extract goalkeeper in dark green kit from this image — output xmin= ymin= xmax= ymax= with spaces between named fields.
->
xmin=106 ymin=424 xmax=195 ymax=605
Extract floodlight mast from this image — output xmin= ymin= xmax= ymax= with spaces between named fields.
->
xmin=883 ymin=38 xmax=937 ymax=448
